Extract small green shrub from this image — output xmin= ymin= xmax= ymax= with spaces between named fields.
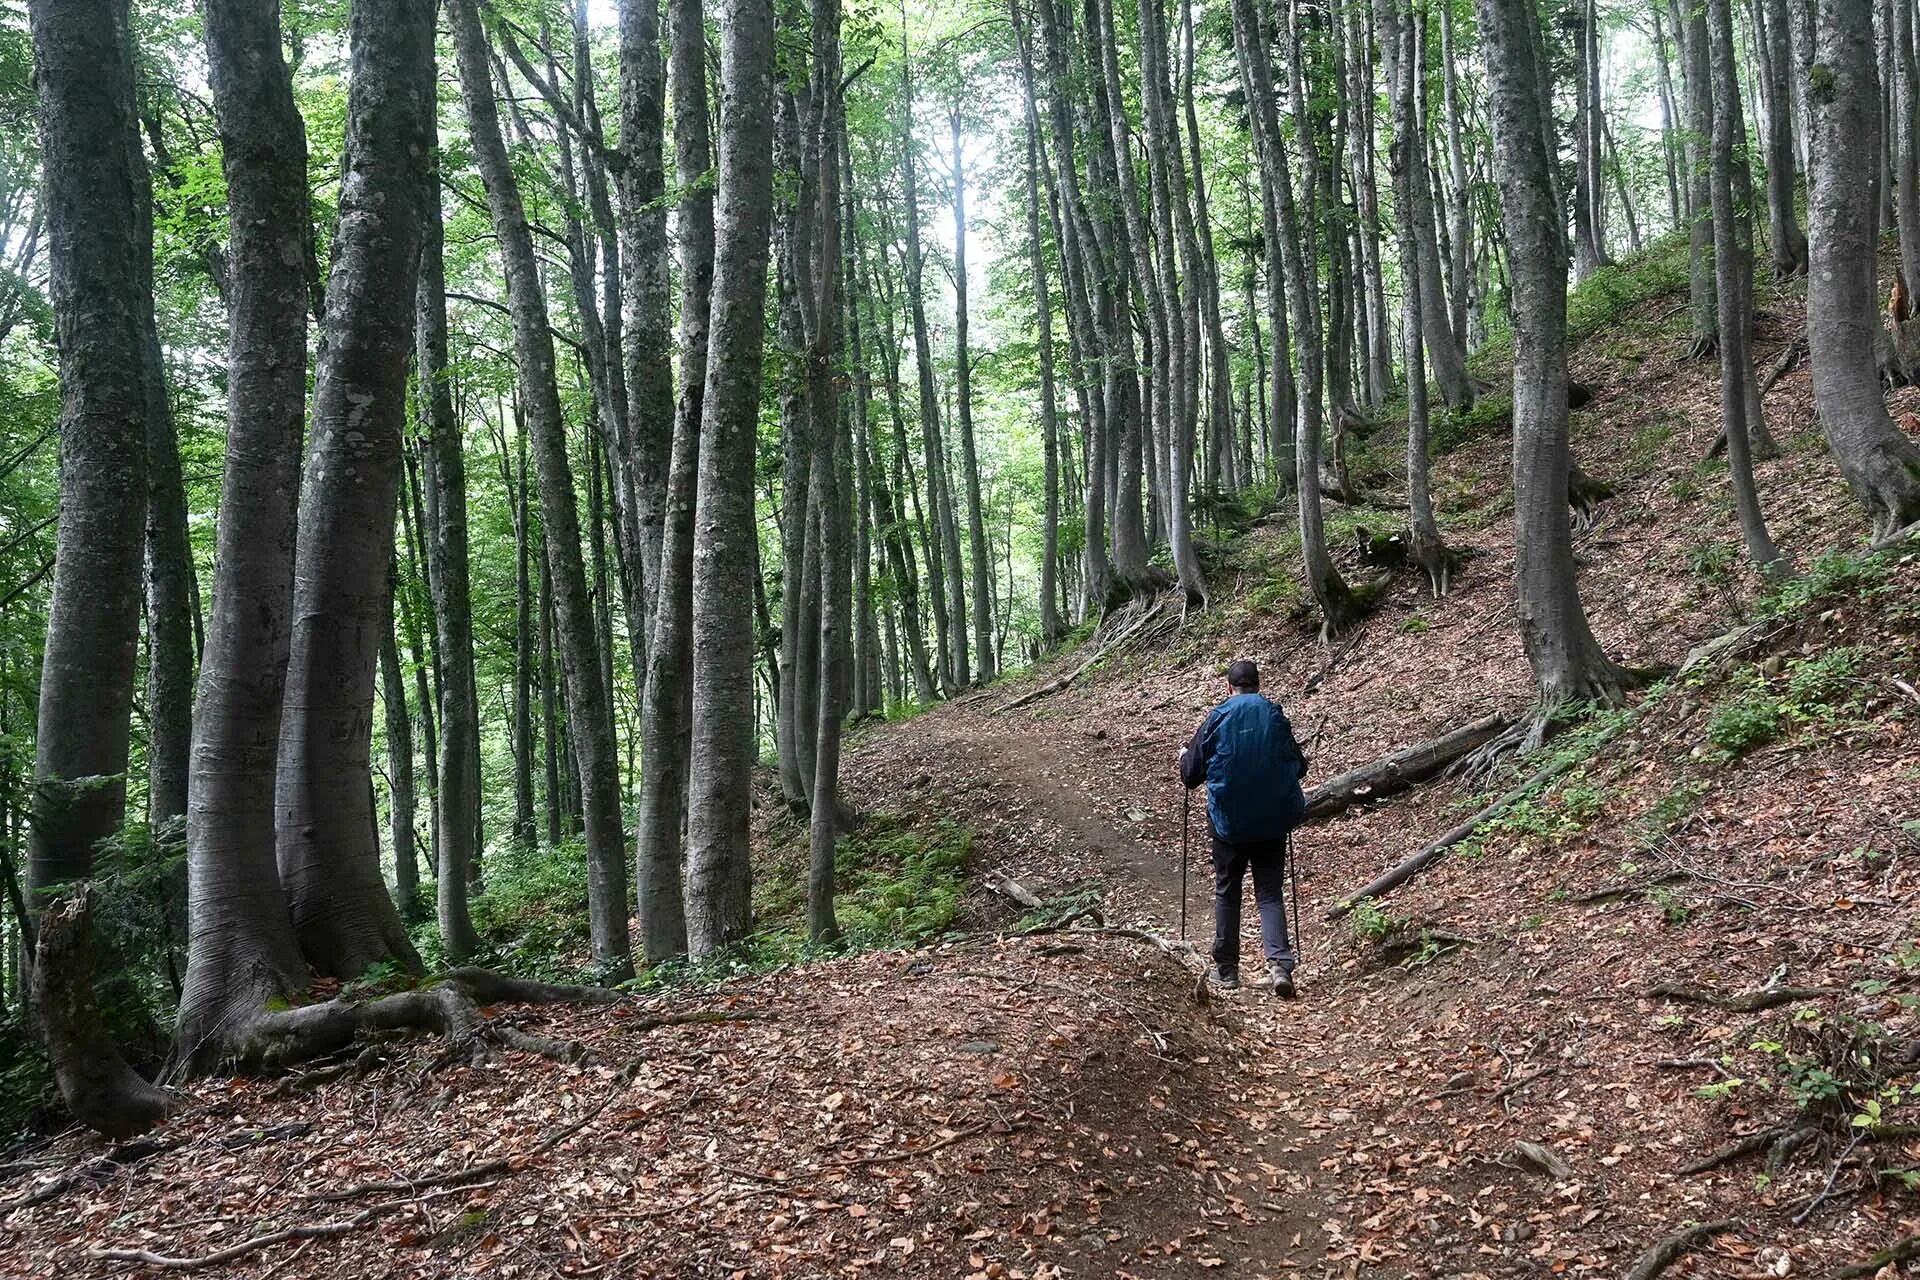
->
xmin=1646 ymin=884 xmax=1693 ymax=925
xmin=1347 ymin=898 xmax=1404 ymax=943
xmin=1398 ymin=615 xmax=1432 ymax=635
xmin=1782 ymin=646 xmax=1868 ymax=718
xmin=1707 ymin=693 xmax=1789 ymax=758
xmin=1759 ymin=550 xmax=1893 ymax=618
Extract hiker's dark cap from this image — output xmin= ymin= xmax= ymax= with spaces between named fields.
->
xmin=1227 ymin=659 xmax=1260 ymax=690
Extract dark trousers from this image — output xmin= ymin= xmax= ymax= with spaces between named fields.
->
xmin=1212 ymin=834 xmax=1293 ymax=977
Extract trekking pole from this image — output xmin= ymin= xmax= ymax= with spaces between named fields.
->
xmin=1287 ymin=831 xmax=1303 ymax=974
xmin=1180 ymin=786 xmax=1190 ymax=942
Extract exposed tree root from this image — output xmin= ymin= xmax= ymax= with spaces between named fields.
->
xmin=1623 ymin=1219 xmax=1741 ymax=1280
xmin=1676 ymin=1125 xmax=1807 ymax=1176
xmin=1837 ymin=1234 xmax=1920 ymax=1278
xmin=1566 ymin=461 xmax=1615 ymax=532
xmin=1645 ymin=982 xmax=1837 ymax=1013
xmin=0 ymin=1136 xmax=182 ymax=1217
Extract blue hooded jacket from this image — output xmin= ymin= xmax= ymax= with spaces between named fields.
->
xmin=1179 ymin=692 xmax=1309 ymax=843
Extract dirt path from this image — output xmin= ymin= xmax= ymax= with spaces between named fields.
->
xmin=863 ymin=713 xmax=1366 ymax=1278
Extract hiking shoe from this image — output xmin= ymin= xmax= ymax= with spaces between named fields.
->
xmin=1269 ymin=964 xmax=1297 ymax=999
xmin=1211 ymin=967 xmax=1241 ymax=990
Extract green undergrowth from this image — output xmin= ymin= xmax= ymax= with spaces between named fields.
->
xmin=632 ymin=811 xmax=974 ymax=992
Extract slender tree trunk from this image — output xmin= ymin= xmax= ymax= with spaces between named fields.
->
xmin=1023 ymin=103 xmax=1066 ymax=647
xmin=1388 ymin=1 xmax=1455 ymax=596
xmin=1679 ymin=0 xmax=1719 ymax=357
xmin=1708 ymin=0 xmax=1785 ymax=573
xmin=449 ymin=0 xmax=632 ymax=977
xmin=176 ymin=0 xmax=314 ymax=1064
xmin=273 ymin=0 xmax=434 ymax=981
xmin=538 ymin=541 xmax=562 ymax=845
xmin=1762 ymin=0 xmax=1809 ymax=276
xmin=950 ymin=112 xmax=999 ymax=679
xmin=416 ymin=142 xmax=480 ymax=961
xmin=509 ymin=420 xmax=536 ymax=845
xmin=1477 ymin=0 xmax=1628 ymax=709
xmin=1808 ymin=0 xmax=1920 ymax=539
xmin=685 ymin=0 xmax=778 ymax=959
xmin=378 ymin=577 xmax=418 ymax=918
xmin=1653 ymin=4 xmax=1685 ymax=232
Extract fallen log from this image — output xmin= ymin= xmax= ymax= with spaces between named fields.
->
xmin=1300 ymin=714 xmax=1513 ymax=824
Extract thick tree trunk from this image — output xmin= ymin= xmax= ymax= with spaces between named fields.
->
xmin=685 ymin=0 xmax=778 ymax=959
xmin=448 ymin=0 xmax=632 ymax=978
xmin=273 ymin=0 xmax=434 ymax=982
xmin=1478 ymin=0 xmax=1628 ymax=708
xmin=417 ymin=150 xmax=480 ymax=961
xmin=176 ymin=0 xmax=315 ymax=1064
xmin=24 ymin=0 xmax=149 ymax=907
xmin=620 ymin=0 xmax=673 ymax=654
xmin=1808 ymin=0 xmax=1920 ymax=539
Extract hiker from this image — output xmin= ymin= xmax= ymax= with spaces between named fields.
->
xmin=1177 ymin=659 xmax=1310 ymax=998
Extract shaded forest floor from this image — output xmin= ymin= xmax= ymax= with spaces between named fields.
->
xmin=6 ymin=246 xmax=1920 ymax=1278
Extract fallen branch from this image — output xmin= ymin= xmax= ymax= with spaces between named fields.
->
xmin=1488 ymin=1065 xmax=1556 ymax=1107
xmin=1 ymin=1136 xmax=182 ymax=1216
xmin=1014 ymin=921 xmax=1209 ymax=1004
xmin=1623 ymin=1219 xmax=1741 ymax=1280
xmin=1792 ymin=1129 xmax=1865 ymax=1225
xmin=1328 ymin=735 xmax=1601 ymax=919
xmin=1646 ymin=982 xmax=1837 ymax=1013
xmin=983 ymin=869 xmax=1046 ymax=910
xmin=1298 ymin=714 xmax=1514 ymax=825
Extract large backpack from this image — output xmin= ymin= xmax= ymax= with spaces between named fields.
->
xmin=1202 ymin=693 xmax=1307 ymax=844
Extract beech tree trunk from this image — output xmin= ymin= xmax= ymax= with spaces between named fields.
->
xmin=176 ymin=0 xmax=315 ymax=1064
xmin=1477 ymin=0 xmax=1628 ymax=708
xmin=1762 ymin=0 xmax=1809 ymax=277
xmin=951 ymin=112 xmax=999 ymax=679
xmin=448 ymin=0 xmax=632 ymax=978
xmin=1678 ymin=0 xmax=1718 ymax=357
xmin=378 ymin=578 xmax=418 ymax=918
xmin=416 ymin=165 xmax=480 ymax=960
xmin=1708 ymin=0 xmax=1785 ymax=573
xmin=634 ymin=0 xmax=713 ymax=965
xmin=272 ymin=0 xmax=434 ymax=982
xmin=24 ymin=0 xmax=150 ymax=909
xmin=1808 ymin=0 xmax=1920 ymax=539
xmin=685 ymin=0 xmax=778 ymax=959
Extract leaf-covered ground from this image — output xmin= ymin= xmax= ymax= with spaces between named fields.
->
xmin=5 ymin=251 xmax=1919 ymax=1279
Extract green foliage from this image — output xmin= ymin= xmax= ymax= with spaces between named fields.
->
xmin=1623 ymin=418 xmax=1679 ymax=474
xmin=0 ymin=1010 xmax=53 ymax=1144
xmin=1758 ymin=550 xmax=1893 ymax=618
xmin=1645 ymin=884 xmax=1692 ymax=925
xmin=436 ymin=836 xmax=597 ymax=984
xmin=1346 ymin=898 xmax=1404 ymax=943
xmin=1686 ymin=541 xmax=1738 ymax=587
xmin=1707 ymin=692 xmax=1788 ymax=759
xmin=1397 ymin=615 xmax=1431 ymax=635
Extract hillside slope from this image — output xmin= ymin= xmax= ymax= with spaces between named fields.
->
xmin=4 ymin=249 xmax=1916 ymax=1280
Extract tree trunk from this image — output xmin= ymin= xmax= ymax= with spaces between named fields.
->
xmin=1708 ymin=0 xmax=1786 ymax=573
xmin=1653 ymin=3 xmax=1685 ymax=231
xmin=510 ymin=420 xmax=536 ymax=846
xmin=1762 ymin=0 xmax=1810 ymax=276
xmin=272 ymin=0 xmax=434 ymax=982
xmin=378 ymin=576 xmax=418 ymax=919
xmin=23 ymin=0 xmax=150 ymax=908
xmin=1387 ymin=1 xmax=1455 ymax=597
xmin=1679 ymin=0 xmax=1719 ymax=357
xmin=448 ymin=0 xmax=631 ymax=976
xmin=685 ymin=0 xmax=778 ymax=959
xmin=416 ymin=164 xmax=480 ymax=960
xmin=175 ymin=0 xmax=315 ymax=1063
xmin=633 ymin=0 xmax=713 ymax=965
xmin=1477 ymin=0 xmax=1628 ymax=708
xmin=951 ymin=111 xmax=999 ymax=679
xmin=1808 ymin=0 xmax=1920 ymax=539
xmin=1023 ymin=100 xmax=1067 ymax=647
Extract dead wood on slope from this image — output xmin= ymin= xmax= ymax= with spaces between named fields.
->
xmin=1622 ymin=1218 xmax=1742 ymax=1280
xmin=998 ymin=595 xmax=1175 ymax=712
xmin=1299 ymin=713 xmax=1515 ymax=824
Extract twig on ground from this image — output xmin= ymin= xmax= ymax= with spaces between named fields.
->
xmin=1651 ymin=1057 xmax=1740 ymax=1082
xmin=823 ymin=1122 xmax=991 ymax=1168
xmin=1675 ymin=1126 xmax=1789 ymax=1175
xmin=1792 ymin=1129 xmax=1865 ymax=1226
xmin=1488 ymin=1066 xmax=1556 ymax=1109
